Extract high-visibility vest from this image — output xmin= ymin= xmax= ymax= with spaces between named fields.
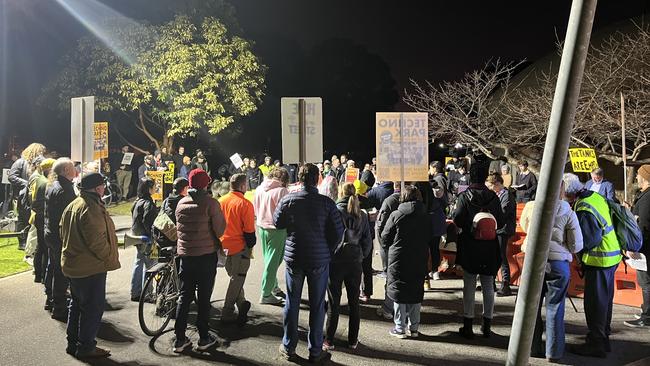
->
xmin=575 ymin=193 xmax=622 ymax=268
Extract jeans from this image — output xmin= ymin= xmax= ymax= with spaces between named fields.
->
xmin=283 ymin=264 xmax=328 ymax=357
xmin=115 ymin=169 xmax=131 ymax=200
xmin=498 ymin=235 xmax=513 ymax=283
xmin=259 ymin=228 xmax=286 ymax=297
xmin=46 ymin=243 xmax=69 ymax=314
xmin=462 ymin=271 xmax=495 ymax=319
xmin=637 ymin=269 xmax=650 ymax=320
xmin=326 ymin=261 xmax=362 ymax=344
xmin=584 ymin=264 xmax=617 ymax=345
xmin=175 ymin=252 xmax=217 ymax=340
xmin=532 ymin=260 xmax=570 ymax=359
xmin=67 ymin=272 xmax=107 ymax=354
xmin=393 ymin=303 xmax=421 ymax=333
xmin=130 ymin=247 xmax=156 ymax=298
xmin=223 ymin=248 xmax=251 ymax=319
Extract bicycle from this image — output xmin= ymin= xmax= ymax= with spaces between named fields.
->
xmin=101 ymin=176 xmax=122 ymax=206
xmin=138 ymin=243 xmax=180 ymax=337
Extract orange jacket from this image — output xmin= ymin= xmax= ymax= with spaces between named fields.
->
xmin=219 ymin=191 xmax=256 ymax=256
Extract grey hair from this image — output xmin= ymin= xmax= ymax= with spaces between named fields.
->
xmin=562 ymin=173 xmax=584 ymax=195
xmin=591 ymin=167 xmax=604 ymax=176
xmin=52 ymin=157 xmax=73 ymax=176
xmin=500 ymin=164 xmax=511 ymax=173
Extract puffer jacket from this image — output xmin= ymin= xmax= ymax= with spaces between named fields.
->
xmin=453 ymin=184 xmax=505 ymax=275
xmin=367 ymin=181 xmax=394 ymax=210
xmin=60 ymin=191 xmax=121 ymax=278
xmin=377 ymin=192 xmax=400 ymax=250
xmin=274 ymin=185 xmax=344 ymax=269
xmin=381 ymin=201 xmax=432 ymax=304
xmin=520 ymin=200 xmax=583 ymax=262
xmin=254 ymin=178 xmax=289 ymax=229
xmin=176 ymin=189 xmax=226 ymax=257
xmin=131 ymin=194 xmax=158 ymax=237
xmin=44 ymin=176 xmax=77 ymax=248
xmin=162 ymin=193 xmax=184 ymax=224
xmin=334 ymin=196 xmax=372 ymax=264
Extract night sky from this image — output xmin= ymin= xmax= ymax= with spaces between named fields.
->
xmin=1 ymin=0 xmax=649 ymax=163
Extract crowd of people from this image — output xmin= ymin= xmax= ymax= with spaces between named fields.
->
xmin=4 ymin=142 xmax=649 ymax=364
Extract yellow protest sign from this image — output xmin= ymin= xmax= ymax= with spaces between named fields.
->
xmin=569 ymin=148 xmax=598 ymax=173
xmin=345 ymin=168 xmax=359 ymax=183
xmin=375 ymin=112 xmax=429 ymax=182
xmin=164 ymin=163 xmax=175 ymax=184
xmin=93 ymin=122 xmax=109 ymax=160
xmin=146 ymin=171 xmax=164 ymax=201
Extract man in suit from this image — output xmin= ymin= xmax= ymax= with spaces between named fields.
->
xmin=585 ymin=168 xmax=615 ymax=201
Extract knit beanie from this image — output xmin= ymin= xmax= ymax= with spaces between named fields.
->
xmin=188 ymin=169 xmax=211 ymax=189
xmin=638 ymin=165 xmax=650 ymax=182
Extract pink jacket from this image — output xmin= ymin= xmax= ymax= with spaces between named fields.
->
xmin=254 ymin=178 xmax=289 ymax=229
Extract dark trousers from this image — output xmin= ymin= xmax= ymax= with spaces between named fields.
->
xmin=637 ymin=269 xmax=650 ymax=319
xmin=46 ymin=243 xmax=69 ymax=313
xmin=498 ymin=235 xmax=512 ymax=283
xmin=67 ymin=272 xmax=107 ymax=354
xmin=361 ymin=253 xmax=373 ymax=297
xmin=16 ymin=198 xmax=29 ymax=249
xmin=33 ymin=224 xmax=48 ymax=281
xmin=584 ymin=264 xmax=617 ymax=346
xmin=175 ymin=252 xmax=217 ymax=340
xmin=326 ymin=261 xmax=362 ymax=344
xmin=427 ymin=236 xmax=441 ymax=275
xmin=283 ymin=264 xmax=328 ymax=357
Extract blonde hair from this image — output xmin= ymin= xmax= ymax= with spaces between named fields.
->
xmin=339 ymin=182 xmax=361 ymax=218
xmin=21 ymin=143 xmax=46 ymax=162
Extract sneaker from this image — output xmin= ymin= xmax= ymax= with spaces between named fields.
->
xmin=376 ymin=272 xmax=387 ymax=279
xmin=424 ymin=280 xmax=431 ymax=291
xmin=376 ymin=307 xmax=393 ymax=320
xmin=432 ymin=271 xmax=441 ymax=281
xmin=348 ymin=340 xmax=359 ymax=349
xmin=65 ymin=345 xmax=77 ymax=357
xmin=497 ymin=284 xmax=512 ymax=297
xmin=634 ymin=313 xmax=642 ymax=320
xmin=44 ymin=300 xmax=53 ymax=311
xmin=308 ymin=350 xmax=331 ymax=364
xmin=173 ymin=337 xmax=192 ymax=353
xmin=389 ymin=328 xmax=407 ymax=339
xmin=76 ymin=346 xmax=111 ymax=359
xmin=196 ymin=335 xmax=218 ymax=351
xmin=322 ymin=340 xmax=335 ymax=351
xmin=260 ymin=294 xmax=284 ymax=305
xmin=272 ymin=288 xmax=286 ymax=299
xmin=237 ymin=300 xmax=251 ymax=324
xmin=359 ymin=294 xmax=370 ymax=302
xmin=279 ymin=344 xmax=297 ymax=361
xmin=408 ymin=330 xmax=419 ymax=338
xmin=624 ymin=318 xmax=649 ymax=328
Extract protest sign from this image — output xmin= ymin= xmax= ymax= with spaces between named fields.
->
xmin=164 ymin=163 xmax=175 ymax=184
xmin=345 ymin=168 xmax=359 ymax=183
xmin=375 ymin=112 xmax=429 ymax=182
xmin=93 ymin=122 xmax=109 ymax=160
xmin=146 ymin=171 xmax=164 ymax=201
xmin=569 ymin=148 xmax=598 ymax=173
xmin=230 ymin=153 xmax=244 ymax=169
xmin=121 ymin=153 xmax=134 ymax=165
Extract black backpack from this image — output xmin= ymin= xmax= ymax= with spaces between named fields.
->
xmin=334 ymin=210 xmax=364 ymax=261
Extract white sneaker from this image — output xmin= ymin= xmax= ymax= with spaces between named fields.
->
xmin=432 ymin=271 xmax=441 ymax=281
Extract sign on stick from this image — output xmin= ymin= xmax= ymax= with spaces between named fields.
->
xmin=375 ymin=112 xmax=429 ymax=182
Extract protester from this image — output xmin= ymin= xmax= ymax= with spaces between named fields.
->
xmin=585 ymin=168 xmax=615 ymax=202
xmin=44 ymin=157 xmax=77 ymax=321
xmin=179 ymin=156 xmax=192 ymax=179
xmin=332 ymin=158 xmax=344 ymax=182
xmin=138 ymin=155 xmax=156 ymax=180
xmin=453 ymin=163 xmax=504 ymax=339
xmin=485 ymin=173 xmax=517 ymax=296
xmin=253 ymin=168 xmax=290 ymax=305
xmin=30 ymin=158 xmax=55 ymax=283
xmin=360 ymin=163 xmax=376 ymax=188
xmin=219 ymin=173 xmax=256 ymax=323
xmin=624 ymin=165 xmax=650 ymax=328
xmin=448 ymin=162 xmax=469 ymax=197
xmin=259 ymin=156 xmax=273 ymax=178
xmin=172 ymin=146 xmax=185 ymax=176
xmin=282 ymin=162 xmax=298 ymax=184
xmin=380 ymin=185 xmax=432 ymax=339
xmin=323 ymin=182 xmax=372 ymax=350
xmin=246 ymin=159 xmax=262 ymax=190
xmin=318 ymin=169 xmax=339 ymax=202
xmin=162 ymin=178 xmax=189 ymax=225
xmin=174 ymin=169 xmax=226 ymax=353
xmin=500 ymin=164 xmax=513 ymax=189
xmin=375 ymin=181 xmax=402 ymax=320
xmin=9 ymin=143 xmax=46 ymax=250
xmin=274 ymin=163 xmax=344 ymax=363
xmin=321 ymin=160 xmax=333 ymax=179
xmin=513 ymin=161 xmax=537 ymax=203
xmin=130 ymin=178 xmax=158 ymax=302
xmin=60 ymin=172 xmax=120 ymax=359
xmin=563 ymin=173 xmax=622 ymax=358
xmin=115 ymin=145 xmax=133 ymax=201
xmin=419 ymin=176 xmax=447 ymax=290
xmin=519 ymin=182 xmax=583 ymax=362
xmin=192 ymin=150 xmax=210 ymax=175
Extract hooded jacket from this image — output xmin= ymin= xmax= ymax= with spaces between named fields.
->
xmin=176 ymin=189 xmax=226 ymax=257
xmin=333 ymin=196 xmax=373 ymax=264
xmin=381 ymin=201 xmax=432 ymax=304
xmin=162 ymin=193 xmax=184 ymax=224
xmin=452 ymin=184 xmax=505 ymax=275
xmin=254 ymin=178 xmax=289 ymax=229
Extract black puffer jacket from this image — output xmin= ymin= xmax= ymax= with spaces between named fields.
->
xmin=333 ymin=196 xmax=372 ymax=264
xmin=247 ymin=168 xmax=262 ymax=190
xmin=377 ymin=192 xmax=400 ymax=250
xmin=162 ymin=193 xmax=184 ymax=224
xmin=44 ymin=176 xmax=77 ymax=248
xmin=452 ymin=184 xmax=505 ymax=275
xmin=381 ymin=201 xmax=432 ymax=304
xmin=131 ymin=195 xmax=158 ymax=237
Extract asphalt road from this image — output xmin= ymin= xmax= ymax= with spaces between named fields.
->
xmin=0 ymin=215 xmax=649 ymax=366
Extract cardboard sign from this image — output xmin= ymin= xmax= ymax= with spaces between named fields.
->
xmin=164 ymin=163 xmax=175 ymax=184
xmin=345 ymin=168 xmax=359 ymax=183
xmin=145 ymin=171 xmax=164 ymax=201
xmin=230 ymin=153 xmax=244 ymax=169
xmin=93 ymin=122 xmax=109 ymax=160
xmin=281 ymin=97 xmax=323 ymax=164
xmin=569 ymin=148 xmax=598 ymax=173
xmin=375 ymin=112 xmax=429 ymax=182
xmin=121 ymin=152 xmax=134 ymax=165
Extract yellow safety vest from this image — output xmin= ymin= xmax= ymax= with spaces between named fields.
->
xmin=575 ymin=193 xmax=622 ymax=268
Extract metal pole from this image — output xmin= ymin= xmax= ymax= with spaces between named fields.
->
xmin=298 ymin=99 xmax=307 ymax=166
xmin=80 ymin=98 xmax=85 ymax=176
xmin=400 ymin=113 xmax=405 ymax=192
xmin=506 ymin=0 xmax=597 ymax=364
xmin=621 ymin=92 xmax=628 ymax=203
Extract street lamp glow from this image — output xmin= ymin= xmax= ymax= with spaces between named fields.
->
xmin=455 ymin=143 xmax=463 ymax=149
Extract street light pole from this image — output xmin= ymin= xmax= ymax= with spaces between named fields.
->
xmin=506 ymin=0 xmax=598 ymax=365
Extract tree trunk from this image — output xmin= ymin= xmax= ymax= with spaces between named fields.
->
xmin=624 ymin=165 xmax=636 ymax=204
xmin=162 ymin=135 xmax=175 ymax=152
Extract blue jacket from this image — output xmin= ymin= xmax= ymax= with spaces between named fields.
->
xmin=367 ymin=181 xmax=394 ymax=210
xmin=274 ymin=185 xmax=344 ymax=269
xmin=585 ymin=179 xmax=615 ymax=201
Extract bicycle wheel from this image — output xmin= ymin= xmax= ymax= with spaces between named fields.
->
xmin=138 ymin=268 xmax=177 ymax=336
xmin=110 ymin=183 xmax=122 ymax=203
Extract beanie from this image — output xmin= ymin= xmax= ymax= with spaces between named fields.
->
xmin=40 ymin=158 xmax=56 ymax=171
xmin=188 ymin=169 xmax=211 ymax=189
xmin=353 ymin=179 xmax=368 ymax=195
xmin=79 ymin=172 xmax=104 ymax=190
xmin=638 ymin=165 xmax=650 ymax=182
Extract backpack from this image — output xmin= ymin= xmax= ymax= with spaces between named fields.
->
xmin=607 ymin=200 xmax=643 ymax=252
xmin=151 ymin=210 xmax=177 ymax=244
xmin=334 ymin=210 xmax=364 ymax=261
xmin=472 ymin=211 xmax=498 ymax=241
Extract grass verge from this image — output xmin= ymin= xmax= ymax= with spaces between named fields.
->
xmin=107 ymin=201 xmax=133 ymax=216
xmin=0 ymin=237 xmax=30 ymax=278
